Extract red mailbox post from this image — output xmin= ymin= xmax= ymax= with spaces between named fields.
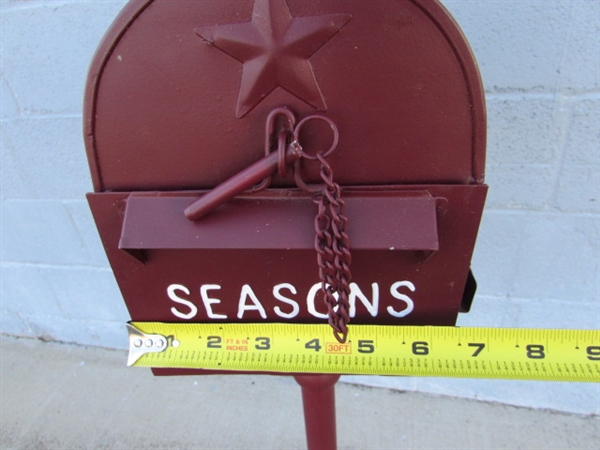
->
xmin=84 ymin=1 xmax=486 ymax=448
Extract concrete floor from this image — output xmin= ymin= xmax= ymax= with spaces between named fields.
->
xmin=1 ymin=336 xmax=598 ymax=449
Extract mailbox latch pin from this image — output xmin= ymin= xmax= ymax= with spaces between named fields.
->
xmin=184 ymin=109 xmax=339 ymax=221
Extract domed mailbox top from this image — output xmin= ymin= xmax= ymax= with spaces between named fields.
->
xmin=84 ymin=0 xmax=485 ymax=193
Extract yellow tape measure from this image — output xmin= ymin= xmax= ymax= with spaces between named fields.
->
xmin=127 ymin=322 xmax=600 ymax=382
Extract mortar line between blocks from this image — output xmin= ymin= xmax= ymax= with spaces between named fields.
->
xmin=0 ymin=261 xmax=113 ymax=271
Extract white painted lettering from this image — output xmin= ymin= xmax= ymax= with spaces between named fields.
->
xmin=237 ymin=284 xmax=267 ymax=319
xmin=200 ymin=284 xmax=227 ymax=319
xmin=387 ymin=281 xmax=415 ymax=318
xmin=167 ymin=280 xmax=418 ymax=321
xmin=349 ymin=282 xmax=379 ymax=318
xmin=273 ymin=283 xmax=300 ymax=319
xmin=307 ymin=283 xmax=338 ymax=319
xmin=167 ymin=284 xmax=197 ymax=320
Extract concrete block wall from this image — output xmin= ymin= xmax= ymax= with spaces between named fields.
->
xmin=1 ymin=0 xmax=131 ymax=349
xmin=1 ymin=0 xmax=598 ymax=414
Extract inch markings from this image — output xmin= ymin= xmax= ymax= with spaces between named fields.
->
xmin=128 ymin=323 xmax=599 ymax=382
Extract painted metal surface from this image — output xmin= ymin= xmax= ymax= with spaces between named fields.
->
xmin=84 ymin=0 xmax=486 ymax=192
xmin=295 ymin=375 xmax=340 ymax=450
xmin=84 ymin=0 xmax=487 ymax=376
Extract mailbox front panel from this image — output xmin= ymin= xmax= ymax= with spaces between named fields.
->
xmin=88 ymin=184 xmax=485 ymax=326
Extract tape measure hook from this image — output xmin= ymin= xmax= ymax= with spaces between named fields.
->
xmin=126 ymin=323 xmax=169 ymax=366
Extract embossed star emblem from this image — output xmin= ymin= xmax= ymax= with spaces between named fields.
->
xmin=196 ymin=0 xmax=351 ymax=118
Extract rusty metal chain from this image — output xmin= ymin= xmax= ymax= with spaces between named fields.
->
xmin=312 ymin=153 xmax=352 ymax=343
xmin=285 ymin=113 xmax=351 ymax=343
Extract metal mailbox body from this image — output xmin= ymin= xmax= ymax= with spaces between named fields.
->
xmin=84 ymin=0 xmax=487 ymax=375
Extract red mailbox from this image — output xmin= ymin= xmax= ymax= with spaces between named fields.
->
xmin=85 ymin=0 xmax=487 ymax=376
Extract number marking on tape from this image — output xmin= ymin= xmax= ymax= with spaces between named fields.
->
xmin=127 ymin=323 xmax=600 ymax=382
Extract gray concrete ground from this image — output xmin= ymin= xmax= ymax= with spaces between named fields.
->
xmin=1 ymin=336 xmax=598 ymax=450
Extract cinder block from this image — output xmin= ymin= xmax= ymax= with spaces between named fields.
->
xmin=0 ymin=127 xmax=30 ymax=198
xmin=471 ymin=211 xmax=599 ymax=304
xmin=486 ymin=97 xmax=563 ymax=165
xmin=512 ymin=297 xmax=599 ymax=330
xmin=1 ymin=200 xmax=89 ymax=265
xmin=484 ymin=163 xmax=555 ymax=210
xmin=512 ymin=213 xmax=599 ymax=302
xmin=470 ymin=211 xmax=524 ymax=298
xmin=0 ymin=263 xmax=65 ymax=317
xmin=64 ymin=201 xmax=111 ymax=267
xmin=456 ymin=295 xmax=515 ymax=328
xmin=21 ymin=313 xmax=83 ymax=344
xmin=0 ymin=310 xmax=33 ymax=338
xmin=0 ymin=1 xmax=127 ymax=114
xmin=1 ymin=76 xmax=19 ymax=118
xmin=22 ymin=313 xmax=128 ymax=349
xmin=84 ymin=319 xmax=128 ymax=349
xmin=41 ymin=265 xmax=128 ymax=322
xmin=557 ymin=1 xmax=600 ymax=93
xmin=564 ymin=98 xmax=600 ymax=166
xmin=459 ymin=295 xmax=600 ymax=330
xmin=555 ymin=164 xmax=600 ymax=213
xmin=0 ymin=1 xmax=70 ymax=12
xmin=0 ymin=117 xmax=92 ymax=199
xmin=444 ymin=1 xmax=599 ymax=93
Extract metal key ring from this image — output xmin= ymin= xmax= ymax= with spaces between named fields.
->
xmin=293 ymin=115 xmax=339 ymax=161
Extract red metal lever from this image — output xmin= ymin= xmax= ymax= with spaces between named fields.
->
xmin=184 ymin=137 xmax=301 ymax=221
xmin=184 ymin=110 xmax=339 ymax=221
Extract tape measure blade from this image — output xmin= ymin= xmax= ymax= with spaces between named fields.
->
xmin=127 ymin=323 xmax=600 ymax=382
